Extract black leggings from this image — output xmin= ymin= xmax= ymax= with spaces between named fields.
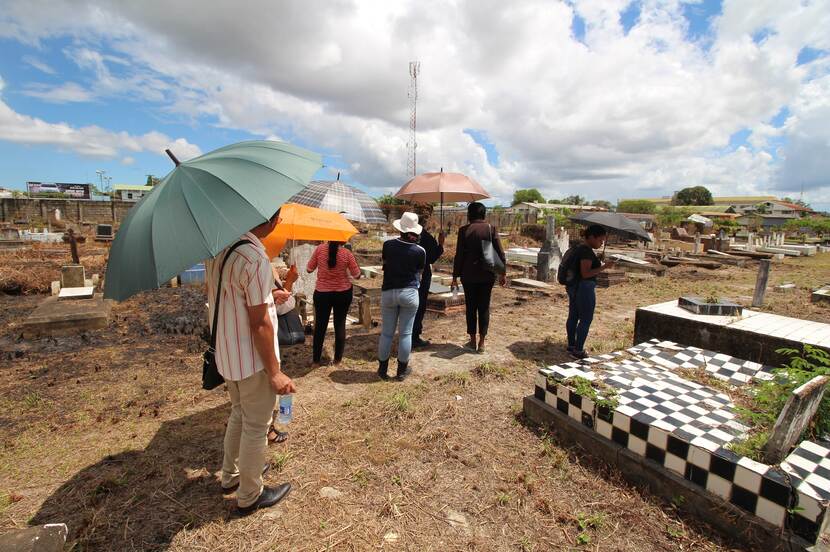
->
xmin=462 ymin=280 xmax=494 ymax=337
xmin=312 ymin=289 xmax=353 ymax=363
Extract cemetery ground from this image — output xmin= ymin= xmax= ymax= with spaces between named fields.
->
xmin=0 ymin=244 xmax=828 ymax=551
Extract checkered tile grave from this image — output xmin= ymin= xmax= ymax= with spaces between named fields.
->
xmin=628 ymin=339 xmax=775 ymax=386
xmin=533 ymin=356 xmax=827 ymax=543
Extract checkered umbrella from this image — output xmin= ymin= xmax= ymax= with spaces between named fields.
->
xmin=287 ymin=176 xmax=387 ymax=224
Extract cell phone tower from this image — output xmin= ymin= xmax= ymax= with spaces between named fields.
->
xmin=407 ymin=61 xmax=420 ymax=178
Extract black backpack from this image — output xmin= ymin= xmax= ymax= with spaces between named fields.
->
xmin=557 ymin=246 xmax=580 ymax=286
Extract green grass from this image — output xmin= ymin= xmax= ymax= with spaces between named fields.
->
xmin=387 ymin=391 xmax=410 ymax=413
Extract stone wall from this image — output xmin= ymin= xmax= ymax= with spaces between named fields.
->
xmin=0 ymin=198 xmax=135 ymax=226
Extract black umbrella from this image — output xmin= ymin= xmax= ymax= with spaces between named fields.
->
xmin=569 ymin=211 xmax=652 ymax=257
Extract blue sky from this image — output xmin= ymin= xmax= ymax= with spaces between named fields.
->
xmin=0 ymin=0 xmax=828 ymax=209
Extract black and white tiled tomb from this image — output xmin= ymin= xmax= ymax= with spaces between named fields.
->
xmin=534 ymin=344 xmax=828 ymax=543
xmin=627 ymin=339 xmax=776 ymax=386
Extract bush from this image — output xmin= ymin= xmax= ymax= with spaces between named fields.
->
xmin=617 ymin=200 xmax=656 ymax=214
xmin=730 ymin=346 xmax=830 ymax=460
xmin=519 ymin=223 xmax=546 ymax=242
xmin=656 ymin=206 xmax=692 ymax=227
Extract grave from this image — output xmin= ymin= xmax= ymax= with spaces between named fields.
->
xmin=523 ymin=339 xmax=830 ymax=547
xmin=58 ymin=286 xmax=94 ymax=300
xmin=678 ymin=296 xmax=743 ymax=316
xmin=634 ymin=300 xmax=830 ymax=366
xmin=22 ymin=295 xmax=111 ymax=338
xmin=0 ymin=524 xmax=67 ymax=552
xmin=813 ymin=286 xmax=830 ymax=304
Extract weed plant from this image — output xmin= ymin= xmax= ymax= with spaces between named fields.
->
xmin=730 ymin=346 xmax=830 ymax=461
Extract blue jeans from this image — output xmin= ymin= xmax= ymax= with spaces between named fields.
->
xmin=378 ymin=287 xmax=420 ymax=363
xmin=566 ymin=280 xmax=597 ymax=352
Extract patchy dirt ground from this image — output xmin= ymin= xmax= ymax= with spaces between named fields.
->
xmin=0 ymin=245 xmax=828 ymax=551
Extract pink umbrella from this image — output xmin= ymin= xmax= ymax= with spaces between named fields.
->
xmin=394 ymin=169 xmax=490 ymax=229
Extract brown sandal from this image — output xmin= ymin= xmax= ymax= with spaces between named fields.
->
xmin=267 ymin=424 xmax=288 ymax=444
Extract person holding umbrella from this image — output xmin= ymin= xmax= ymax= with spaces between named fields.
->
xmin=412 ymin=207 xmax=445 ymax=348
xmin=565 ymin=224 xmax=615 ymax=359
xmin=206 ymin=209 xmax=296 ymax=515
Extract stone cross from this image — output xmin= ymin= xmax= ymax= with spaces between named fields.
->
xmin=763 ymin=375 xmax=829 ymax=464
xmin=61 ymin=228 xmax=85 ymax=265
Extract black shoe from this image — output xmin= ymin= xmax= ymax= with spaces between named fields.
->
xmin=569 ymin=350 xmax=588 ymax=360
xmin=412 ymin=337 xmax=431 ymax=348
xmin=236 ymin=483 xmax=292 ymax=516
xmin=395 ymin=361 xmax=412 ymax=381
xmin=222 ymin=463 xmax=271 ymax=493
xmin=377 ymin=359 xmax=390 ymax=381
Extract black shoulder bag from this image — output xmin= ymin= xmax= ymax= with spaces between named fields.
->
xmin=273 ymin=279 xmax=306 ymax=347
xmin=202 ymin=240 xmax=250 ymax=390
xmin=480 ymin=223 xmax=506 ymax=275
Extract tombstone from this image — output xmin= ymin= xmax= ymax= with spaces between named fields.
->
xmin=0 ymin=524 xmax=67 ymax=552
xmin=763 ymin=375 xmax=829 ymax=464
xmin=747 ymin=232 xmax=756 ymax=252
xmin=751 ymin=259 xmax=771 ymax=307
xmin=95 ymin=224 xmax=114 ymax=240
xmin=288 ymin=244 xmax=317 ymax=299
xmin=60 ymin=265 xmax=85 ymax=289
xmin=54 ymin=208 xmax=61 ymax=222
xmin=693 ymin=233 xmax=701 ymax=254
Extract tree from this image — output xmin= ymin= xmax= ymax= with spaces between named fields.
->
xmin=512 ymin=188 xmax=545 ymax=205
xmin=590 ymin=200 xmax=613 ymax=210
xmin=376 ymin=193 xmax=406 ymax=206
xmin=561 ymin=195 xmax=585 ymax=205
xmin=672 ymin=186 xmax=713 ymax=206
xmin=547 ymin=198 xmax=561 ymax=204
xmin=617 ymin=200 xmax=657 ymax=214
xmin=146 ymin=175 xmax=161 ymax=186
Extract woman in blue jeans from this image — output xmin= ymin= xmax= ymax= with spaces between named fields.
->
xmin=377 ymin=212 xmax=426 ymax=381
xmin=566 ymin=224 xmax=615 ymax=359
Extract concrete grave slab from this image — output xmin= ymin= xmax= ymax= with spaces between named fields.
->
xmin=635 ymin=300 xmax=830 ymax=366
xmin=58 ymin=286 xmax=94 ymax=300
xmin=813 ymin=287 xmax=830 ymax=304
xmin=22 ymin=294 xmax=111 ymax=338
xmin=0 ymin=524 xmax=67 ymax=552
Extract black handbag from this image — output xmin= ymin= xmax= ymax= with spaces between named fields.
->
xmin=274 ymin=279 xmax=305 ymax=347
xmin=480 ymin=223 xmax=506 ymax=275
xmin=202 ymin=240 xmax=250 ymax=390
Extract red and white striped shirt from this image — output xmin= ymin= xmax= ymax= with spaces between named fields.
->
xmin=307 ymin=243 xmax=360 ymax=292
xmin=205 ymin=232 xmax=280 ymax=381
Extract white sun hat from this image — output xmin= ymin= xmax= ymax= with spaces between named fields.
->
xmin=392 ymin=211 xmax=423 ymax=235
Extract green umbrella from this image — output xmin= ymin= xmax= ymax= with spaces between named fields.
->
xmin=104 ymin=140 xmax=322 ymax=301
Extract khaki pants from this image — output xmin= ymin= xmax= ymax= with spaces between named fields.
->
xmin=221 ymin=369 xmax=276 ymax=507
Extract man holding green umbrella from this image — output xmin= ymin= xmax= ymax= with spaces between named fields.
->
xmin=207 ymin=208 xmax=296 ymax=515
xmin=104 ymin=140 xmax=324 ymax=516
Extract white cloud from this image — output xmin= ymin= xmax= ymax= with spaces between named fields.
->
xmin=22 ymin=55 xmax=56 ymax=75
xmin=120 ymin=156 xmax=135 ymax=165
xmin=23 ymin=82 xmax=94 ymax=103
xmin=0 ymin=82 xmax=202 ymax=160
xmin=0 ymin=0 xmax=829 ymax=206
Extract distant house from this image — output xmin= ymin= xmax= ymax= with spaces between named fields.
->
xmin=736 ymin=214 xmax=796 ymax=229
xmin=114 ymin=184 xmax=153 ymax=202
xmin=618 ymin=213 xmax=656 ymax=230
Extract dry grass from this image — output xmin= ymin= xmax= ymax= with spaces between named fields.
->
xmin=0 ymin=242 xmax=109 ymax=294
xmin=0 ymin=248 xmax=828 ymax=550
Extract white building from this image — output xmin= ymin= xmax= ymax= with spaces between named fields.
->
xmin=114 ymin=184 xmax=153 ymax=202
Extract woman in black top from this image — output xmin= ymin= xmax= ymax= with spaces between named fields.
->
xmin=566 ymin=224 xmax=615 ymax=359
xmin=377 ymin=212 xmax=426 ymax=381
xmin=451 ymin=202 xmax=506 ymax=353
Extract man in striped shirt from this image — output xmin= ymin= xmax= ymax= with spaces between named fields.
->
xmin=205 ymin=209 xmax=296 ymax=515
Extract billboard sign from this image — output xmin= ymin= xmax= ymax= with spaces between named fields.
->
xmin=26 ymin=182 xmax=92 ymax=199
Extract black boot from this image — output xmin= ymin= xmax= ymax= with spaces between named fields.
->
xmin=377 ymin=359 xmax=390 ymax=380
xmin=395 ymin=361 xmax=412 ymax=381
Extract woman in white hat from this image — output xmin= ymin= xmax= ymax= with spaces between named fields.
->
xmin=377 ymin=212 xmax=426 ymax=381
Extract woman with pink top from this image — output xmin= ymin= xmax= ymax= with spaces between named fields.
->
xmin=306 ymin=241 xmax=361 ymax=368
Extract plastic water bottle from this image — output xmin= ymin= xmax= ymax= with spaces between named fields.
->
xmin=277 ymin=394 xmax=293 ymax=424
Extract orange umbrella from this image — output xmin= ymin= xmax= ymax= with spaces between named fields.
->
xmin=262 ymin=203 xmax=358 ymax=258
xmin=394 ymin=169 xmax=490 ymax=229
